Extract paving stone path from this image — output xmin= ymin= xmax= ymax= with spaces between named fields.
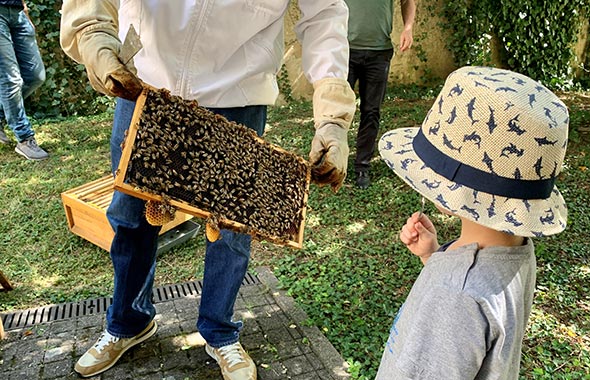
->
xmin=0 ymin=267 xmax=350 ymax=380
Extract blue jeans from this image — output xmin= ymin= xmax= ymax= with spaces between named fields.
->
xmin=347 ymin=48 xmax=393 ymax=173
xmin=0 ymin=5 xmax=45 ymax=142
xmin=106 ymin=97 xmax=267 ymax=348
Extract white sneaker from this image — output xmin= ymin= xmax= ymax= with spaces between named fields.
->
xmin=74 ymin=320 xmax=157 ymax=378
xmin=206 ymin=342 xmax=257 ymax=380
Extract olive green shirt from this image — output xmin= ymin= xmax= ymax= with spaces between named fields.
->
xmin=344 ymin=0 xmax=394 ymax=50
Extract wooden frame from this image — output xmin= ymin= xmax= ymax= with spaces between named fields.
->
xmin=113 ymin=86 xmax=310 ymax=249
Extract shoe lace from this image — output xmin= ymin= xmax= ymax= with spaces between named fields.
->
xmin=26 ymin=138 xmax=39 ymax=149
xmin=217 ymin=343 xmax=246 ymax=368
xmin=93 ymin=331 xmax=120 ymax=353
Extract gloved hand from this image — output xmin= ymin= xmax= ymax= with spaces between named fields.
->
xmin=60 ymin=0 xmax=142 ymax=100
xmin=79 ymin=31 xmax=143 ymax=100
xmin=309 ymin=124 xmax=349 ymax=192
xmin=310 ymin=78 xmax=356 ymax=192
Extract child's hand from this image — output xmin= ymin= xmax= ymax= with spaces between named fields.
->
xmin=399 ymin=212 xmax=439 ymax=264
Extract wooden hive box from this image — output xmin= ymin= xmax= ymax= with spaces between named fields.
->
xmin=61 ymin=175 xmax=193 ymax=251
xmin=113 ymin=86 xmax=311 ymax=249
xmin=0 ymin=270 xmax=12 ymax=339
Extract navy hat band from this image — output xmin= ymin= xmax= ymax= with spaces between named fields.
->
xmin=412 ymin=128 xmax=555 ymax=199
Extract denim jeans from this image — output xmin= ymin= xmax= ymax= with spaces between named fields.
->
xmin=347 ymin=48 xmax=394 ymax=173
xmin=0 ymin=5 xmax=45 ymax=142
xmin=106 ymin=97 xmax=267 ymax=348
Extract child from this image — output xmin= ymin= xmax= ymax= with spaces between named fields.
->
xmin=376 ymin=66 xmax=569 ymax=379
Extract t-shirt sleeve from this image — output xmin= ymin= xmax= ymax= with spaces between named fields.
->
xmin=376 ymin=287 xmax=490 ymax=379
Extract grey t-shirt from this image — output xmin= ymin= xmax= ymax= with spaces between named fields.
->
xmin=375 ymin=239 xmax=536 ymax=380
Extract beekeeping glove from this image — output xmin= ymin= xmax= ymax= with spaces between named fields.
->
xmin=60 ymin=0 xmax=142 ymax=100
xmin=309 ymin=78 xmax=356 ymax=192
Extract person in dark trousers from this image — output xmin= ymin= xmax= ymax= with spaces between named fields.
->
xmin=0 ymin=0 xmax=48 ymax=160
xmin=345 ymin=0 xmax=415 ymax=188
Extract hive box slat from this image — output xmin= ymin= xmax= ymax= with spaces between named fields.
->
xmin=113 ymin=86 xmax=310 ymax=249
xmin=61 ymin=175 xmax=192 ymax=251
xmin=0 ymin=269 xmax=10 ymax=339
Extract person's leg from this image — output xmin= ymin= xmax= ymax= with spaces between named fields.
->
xmin=106 ymin=97 xmax=161 ymax=336
xmin=354 ymin=49 xmax=394 ymax=181
xmin=197 ymin=105 xmax=267 ymax=346
xmin=198 ymin=230 xmax=251 ymax=344
xmin=75 ymin=98 xmax=159 ymax=377
xmin=12 ymin=11 xmax=44 ymax=100
xmin=0 ymin=7 xmax=32 ymax=142
xmin=347 ymin=49 xmax=362 ymax=93
xmin=12 ymin=10 xmax=47 ymax=160
xmin=197 ymin=105 xmax=266 ymax=380
xmin=0 ymin=8 xmax=47 ymax=159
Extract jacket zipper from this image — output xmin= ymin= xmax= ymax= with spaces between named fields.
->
xmin=179 ymin=0 xmax=210 ymax=96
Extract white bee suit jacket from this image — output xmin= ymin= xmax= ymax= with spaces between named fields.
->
xmin=60 ymin=0 xmax=350 ymax=107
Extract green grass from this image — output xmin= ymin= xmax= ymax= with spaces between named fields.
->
xmin=1 ymin=86 xmax=589 ymax=379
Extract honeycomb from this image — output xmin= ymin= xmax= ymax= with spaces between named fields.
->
xmin=145 ymin=199 xmax=176 ymax=226
xmin=123 ymin=88 xmax=310 ymax=245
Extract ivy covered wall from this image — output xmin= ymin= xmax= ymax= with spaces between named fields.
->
xmin=438 ymin=0 xmax=590 ymax=89
xmin=26 ymin=1 xmax=113 ymax=118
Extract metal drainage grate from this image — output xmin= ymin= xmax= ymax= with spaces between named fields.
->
xmin=0 ymin=272 xmax=260 ymax=331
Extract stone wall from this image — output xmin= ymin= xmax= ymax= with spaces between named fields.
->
xmin=574 ymin=19 xmax=589 ymax=79
xmin=281 ymin=1 xmax=589 ymax=101
xmin=388 ymin=0 xmax=455 ymax=84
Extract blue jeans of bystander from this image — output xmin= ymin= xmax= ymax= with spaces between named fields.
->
xmin=106 ymin=97 xmax=267 ymax=349
xmin=0 ymin=5 xmax=45 ymax=142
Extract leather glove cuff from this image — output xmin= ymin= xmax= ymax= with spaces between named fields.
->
xmin=312 ymin=77 xmax=356 ymax=130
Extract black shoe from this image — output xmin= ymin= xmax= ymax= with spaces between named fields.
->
xmin=356 ymin=171 xmax=370 ymax=189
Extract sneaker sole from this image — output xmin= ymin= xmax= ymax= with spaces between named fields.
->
xmin=75 ymin=320 xmax=158 ymax=378
xmin=14 ymin=147 xmax=49 ymax=161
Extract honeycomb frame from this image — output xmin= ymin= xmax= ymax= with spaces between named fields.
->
xmin=114 ymin=86 xmax=311 ymax=249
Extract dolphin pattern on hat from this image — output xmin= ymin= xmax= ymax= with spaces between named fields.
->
xmin=379 ymin=66 xmax=569 ymax=237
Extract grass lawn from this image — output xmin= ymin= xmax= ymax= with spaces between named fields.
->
xmin=0 ymin=85 xmax=588 ymax=379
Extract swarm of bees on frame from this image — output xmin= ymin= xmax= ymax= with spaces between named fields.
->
xmin=125 ymin=88 xmax=310 ymax=244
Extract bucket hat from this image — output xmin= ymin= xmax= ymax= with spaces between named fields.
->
xmin=379 ymin=66 xmax=569 ymax=237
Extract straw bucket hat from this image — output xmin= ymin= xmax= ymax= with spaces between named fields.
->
xmin=379 ymin=66 xmax=569 ymax=237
